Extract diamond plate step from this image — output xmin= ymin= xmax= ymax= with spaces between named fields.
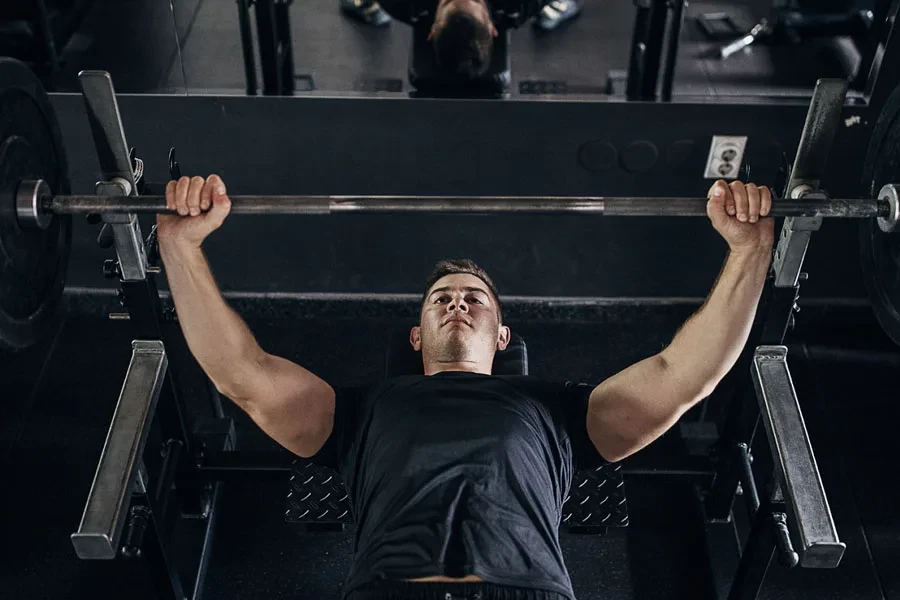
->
xmin=285 ymin=461 xmax=629 ymax=532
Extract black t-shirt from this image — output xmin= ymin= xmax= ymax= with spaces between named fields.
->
xmin=378 ymin=0 xmax=546 ymax=27
xmin=313 ymin=371 xmax=608 ymax=600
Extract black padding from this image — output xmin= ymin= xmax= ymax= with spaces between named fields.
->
xmin=384 ymin=325 xmax=528 ymax=377
xmin=408 ymin=24 xmax=511 ymax=98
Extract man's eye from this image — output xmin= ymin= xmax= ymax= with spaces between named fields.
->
xmin=434 ymin=296 xmax=483 ymax=304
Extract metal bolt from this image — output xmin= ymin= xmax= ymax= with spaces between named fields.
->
xmin=102 ymin=260 xmax=120 ymax=279
xmin=120 ymin=505 xmax=150 ymax=559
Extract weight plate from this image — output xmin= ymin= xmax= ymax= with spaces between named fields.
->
xmin=860 ymin=82 xmax=900 ymax=346
xmin=0 ymin=58 xmax=71 ymax=352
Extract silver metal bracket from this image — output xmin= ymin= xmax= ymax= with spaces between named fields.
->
xmin=79 ymin=70 xmax=149 ymax=282
xmin=773 ymin=213 xmax=823 ymax=289
xmin=71 ymin=340 xmax=168 ymax=560
xmin=97 ymin=180 xmax=148 ymax=281
xmin=771 ymin=78 xmax=848 ymax=289
xmin=751 ymin=345 xmax=845 ymax=569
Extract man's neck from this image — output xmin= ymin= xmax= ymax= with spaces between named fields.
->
xmin=424 ymin=362 xmax=491 ymax=376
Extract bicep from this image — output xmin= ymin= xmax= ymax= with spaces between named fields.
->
xmin=238 ymin=352 xmax=337 ymax=458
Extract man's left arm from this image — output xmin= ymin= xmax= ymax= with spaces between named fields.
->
xmin=586 ymin=180 xmax=775 ymax=463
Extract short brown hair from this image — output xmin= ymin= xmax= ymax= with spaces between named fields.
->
xmin=421 ymin=258 xmax=503 ymax=325
xmin=432 ymin=12 xmax=493 ymax=79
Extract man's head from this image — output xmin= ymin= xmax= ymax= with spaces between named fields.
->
xmin=410 ymin=259 xmax=511 ymax=375
xmin=428 ymin=0 xmax=499 ymax=79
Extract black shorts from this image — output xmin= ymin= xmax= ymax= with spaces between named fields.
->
xmin=344 ymin=580 xmax=571 ymax=600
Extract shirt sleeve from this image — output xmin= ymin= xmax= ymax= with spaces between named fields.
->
xmin=309 ymin=384 xmax=367 ymax=472
xmin=559 ymin=381 xmax=610 ymax=471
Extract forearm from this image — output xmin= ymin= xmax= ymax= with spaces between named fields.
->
xmin=159 ymin=242 xmax=263 ymax=402
xmin=660 ymin=245 xmax=772 ymax=403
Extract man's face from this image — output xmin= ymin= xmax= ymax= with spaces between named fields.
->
xmin=410 ymin=273 xmax=510 ymax=373
xmin=429 ymin=0 xmax=498 ymax=40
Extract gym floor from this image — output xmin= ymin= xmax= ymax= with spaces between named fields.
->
xmin=3 ymin=0 xmax=899 ymax=599
xmin=43 ymin=0 xmax=858 ymax=96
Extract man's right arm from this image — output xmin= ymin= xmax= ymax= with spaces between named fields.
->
xmin=157 ymin=175 xmax=335 ymax=458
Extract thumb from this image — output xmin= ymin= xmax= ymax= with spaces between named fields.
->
xmin=207 ymin=184 xmax=232 ymax=226
xmin=706 ymin=180 xmax=727 ymax=219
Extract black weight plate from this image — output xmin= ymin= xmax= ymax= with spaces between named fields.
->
xmin=0 ymin=58 xmax=71 ymax=351
xmin=860 ymin=83 xmax=900 ymax=347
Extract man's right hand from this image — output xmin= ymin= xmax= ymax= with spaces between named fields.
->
xmin=157 ymin=174 xmax=232 ymax=250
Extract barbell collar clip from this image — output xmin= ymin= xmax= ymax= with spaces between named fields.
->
xmin=877 ymin=184 xmax=899 ymax=233
xmin=15 ymin=179 xmax=52 ymax=230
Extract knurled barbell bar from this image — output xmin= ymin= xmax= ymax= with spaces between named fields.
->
xmin=14 ymin=178 xmax=900 ymax=230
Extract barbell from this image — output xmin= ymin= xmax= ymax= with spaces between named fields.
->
xmin=2 ymin=56 xmax=900 ymax=352
xmin=13 ymin=180 xmax=900 ymax=223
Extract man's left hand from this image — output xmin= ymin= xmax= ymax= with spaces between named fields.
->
xmin=707 ymin=180 xmax=776 ymax=253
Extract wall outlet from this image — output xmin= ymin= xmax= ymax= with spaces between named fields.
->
xmin=704 ymin=135 xmax=748 ymax=179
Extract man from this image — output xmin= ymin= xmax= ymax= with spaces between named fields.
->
xmin=339 ymin=0 xmax=583 ymax=78
xmin=157 ymin=175 xmax=774 ymax=600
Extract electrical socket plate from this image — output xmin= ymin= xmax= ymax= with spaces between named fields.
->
xmin=704 ymin=135 xmax=748 ymax=180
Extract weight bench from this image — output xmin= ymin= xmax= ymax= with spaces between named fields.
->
xmin=408 ymin=23 xmax=512 ymax=98
xmin=285 ymin=327 xmax=630 ymax=533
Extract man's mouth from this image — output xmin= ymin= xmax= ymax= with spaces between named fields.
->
xmin=444 ymin=318 xmax=470 ymax=327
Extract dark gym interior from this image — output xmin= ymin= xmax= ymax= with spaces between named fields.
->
xmin=2 ymin=0 xmax=900 ymax=599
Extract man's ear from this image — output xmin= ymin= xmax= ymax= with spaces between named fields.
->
xmin=428 ymin=25 xmax=436 ymax=41
xmin=491 ymin=23 xmax=498 ymax=37
xmin=410 ymin=326 xmax=422 ymax=351
xmin=497 ymin=325 xmax=511 ymax=351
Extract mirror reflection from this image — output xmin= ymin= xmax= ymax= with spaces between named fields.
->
xmin=0 ymin=0 xmax=888 ymax=99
